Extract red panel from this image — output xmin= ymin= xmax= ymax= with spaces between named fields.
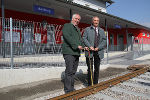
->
xmin=54 ymin=25 xmax=63 ymax=44
xmin=1 ymin=8 xmax=150 ymax=44
xmin=0 ymin=8 xmax=69 ymax=25
xmin=34 ymin=23 xmax=47 ymax=44
xmin=41 ymin=28 xmax=47 ymax=44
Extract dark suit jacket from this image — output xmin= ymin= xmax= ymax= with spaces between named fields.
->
xmin=83 ymin=25 xmax=106 ymax=59
xmin=62 ymin=23 xmax=83 ymax=56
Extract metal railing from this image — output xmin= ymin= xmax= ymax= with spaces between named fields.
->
xmin=0 ymin=18 xmax=65 ymax=68
xmin=1 ymin=18 xmax=150 ymax=69
xmin=0 ymin=18 xmax=63 ymax=56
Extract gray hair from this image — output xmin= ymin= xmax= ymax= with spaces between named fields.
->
xmin=72 ymin=14 xmax=81 ymax=20
xmin=92 ymin=16 xmax=99 ymax=21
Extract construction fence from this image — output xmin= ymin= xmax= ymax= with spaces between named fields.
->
xmin=0 ymin=18 xmax=150 ymax=69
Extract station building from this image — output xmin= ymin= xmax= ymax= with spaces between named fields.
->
xmin=0 ymin=0 xmax=150 ymax=55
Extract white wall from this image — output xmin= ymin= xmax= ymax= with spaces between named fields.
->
xmin=73 ymin=0 xmax=107 ymax=13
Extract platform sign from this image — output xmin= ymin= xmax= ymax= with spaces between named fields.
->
xmin=33 ymin=5 xmax=54 ymax=15
xmin=114 ymin=24 xmax=121 ymax=29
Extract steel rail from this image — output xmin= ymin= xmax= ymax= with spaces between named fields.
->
xmin=49 ymin=66 xmax=150 ymax=100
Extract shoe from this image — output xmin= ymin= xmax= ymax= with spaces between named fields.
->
xmin=64 ymin=88 xmax=75 ymax=94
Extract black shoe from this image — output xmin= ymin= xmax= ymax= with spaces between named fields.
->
xmin=64 ymin=89 xmax=75 ymax=94
xmin=65 ymin=91 xmax=70 ymax=94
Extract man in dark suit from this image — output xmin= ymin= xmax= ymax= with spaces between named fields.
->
xmin=83 ymin=16 xmax=106 ymax=86
xmin=62 ymin=14 xmax=83 ymax=93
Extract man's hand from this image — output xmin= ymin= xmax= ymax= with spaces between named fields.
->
xmin=78 ymin=46 xmax=83 ymax=50
xmin=90 ymin=46 xmax=94 ymax=51
xmin=84 ymin=47 xmax=89 ymax=51
xmin=94 ymin=48 xmax=99 ymax=51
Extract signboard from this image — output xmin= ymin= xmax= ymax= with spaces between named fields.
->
xmin=23 ymin=28 xmax=32 ymax=43
xmin=5 ymin=31 xmax=20 ymax=42
xmin=114 ymin=24 xmax=121 ymax=29
xmin=35 ymin=33 xmax=41 ymax=43
xmin=33 ymin=5 xmax=54 ymax=15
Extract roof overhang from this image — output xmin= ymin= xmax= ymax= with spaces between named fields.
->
xmin=57 ymin=0 xmax=150 ymax=30
xmin=3 ymin=0 xmax=150 ymax=31
xmin=100 ymin=0 xmax=114 ymax=4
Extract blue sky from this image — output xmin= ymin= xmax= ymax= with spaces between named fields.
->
xmin=107 ymin=0 xmax=150 ymax=28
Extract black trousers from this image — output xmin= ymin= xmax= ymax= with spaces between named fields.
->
xmin=86 ymin=51 xmax=100 ymax=86
xmin=63 ymin=54 xmax=79 ymax=93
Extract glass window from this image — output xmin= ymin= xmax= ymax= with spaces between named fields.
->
xmin=110 ymin=34 xmax=113 ymax=45
xmin=135 ymin=39 xmax=139 ymax=43
xmin=143 ymin=32 xmax=145 ymax=36
xmin=147 ymin=34 xmax=149 ymax=37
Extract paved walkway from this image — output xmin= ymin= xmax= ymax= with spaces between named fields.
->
xmin=0 ymin=51 xmax=150 ymax=100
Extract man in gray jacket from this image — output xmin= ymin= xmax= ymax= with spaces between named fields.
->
xmin=83 ymin=16 xmax=106 ymax=86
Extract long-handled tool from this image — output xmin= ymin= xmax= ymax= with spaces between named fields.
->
xmin=88 ymin=50 xmax=94 ymax=86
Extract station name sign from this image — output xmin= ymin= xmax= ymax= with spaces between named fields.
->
xmin=114 ymin=24 xmax=121 ymax=29
xmin=33 ymin=5 xmax=54 ymax=15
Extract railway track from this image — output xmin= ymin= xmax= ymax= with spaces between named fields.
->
xmin=49 ymin=65 xmax=150 ymax=100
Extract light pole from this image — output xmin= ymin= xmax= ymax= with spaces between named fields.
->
xmin=1 ymin=0 xmax=5 ymax=58
xmin=105 ymin=18 xmax=109 ymax=64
